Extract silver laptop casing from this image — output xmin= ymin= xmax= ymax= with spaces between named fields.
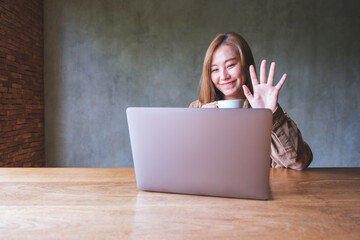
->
xmin=127 ymin=108 xmax=272 ymax=200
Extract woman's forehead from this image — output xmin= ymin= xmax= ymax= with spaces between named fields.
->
xmin=211 ymin=44 xmax=240 ymax=64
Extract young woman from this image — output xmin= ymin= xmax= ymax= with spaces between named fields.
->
xmin=189 ymin=32 xmax=313 ymax=170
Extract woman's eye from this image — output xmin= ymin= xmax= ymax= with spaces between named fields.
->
xmin=227 ymin=64 xmax=235 ymax=68
xmin=211 ymin=69 xmax=218 ymax=73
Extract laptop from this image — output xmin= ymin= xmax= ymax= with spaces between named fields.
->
xmin=126 ymin=107 xmax=272 ymax=200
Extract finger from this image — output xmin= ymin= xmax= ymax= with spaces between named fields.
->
xmin=202 ymin=103 xmax=218 ymax=108
xmin=267 ymin=62 xmax=276 ymax=86
xmin=242 ymin=85 xmax=254 ymax=102
xmin=260 ymin=60 xmax=267 ymax=84
xmin=275 ymin=73 xmax=287 ymax=91
xmin=249 ymin=65 xmax=259 ymax=86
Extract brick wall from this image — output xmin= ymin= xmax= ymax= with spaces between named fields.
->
xmin=0 ymin=0 xmax=44 ymax=167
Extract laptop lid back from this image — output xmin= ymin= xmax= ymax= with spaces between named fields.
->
xmin=126 ymin=107 xmax=272 ymax=199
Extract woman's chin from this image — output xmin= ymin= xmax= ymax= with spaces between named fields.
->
xmin=222 ymin=90 xmax=241 ymax=99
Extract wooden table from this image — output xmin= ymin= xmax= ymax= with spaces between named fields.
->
xmin=0 ymin=168 xmax=359 ymax=239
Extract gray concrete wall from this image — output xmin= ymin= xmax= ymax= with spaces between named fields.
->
xmin=44 ymin=0 xmax=360 ymax=167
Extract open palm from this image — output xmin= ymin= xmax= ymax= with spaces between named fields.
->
xmin=242 ymin=60 xmax=287 ymax=113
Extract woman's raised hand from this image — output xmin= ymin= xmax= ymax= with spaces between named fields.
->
xmin=242 ymin=60 xmax=287 ymax=113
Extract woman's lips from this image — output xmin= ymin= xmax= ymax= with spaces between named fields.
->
xmin=221 ymin=80 xmax=236 ymax=86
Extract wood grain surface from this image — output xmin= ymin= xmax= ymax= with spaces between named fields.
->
xmin=0 ymin=168 xmax=359 ymax=239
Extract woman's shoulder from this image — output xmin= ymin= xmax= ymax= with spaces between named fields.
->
xmin=189 ymin=100 xmax=202 ymax=108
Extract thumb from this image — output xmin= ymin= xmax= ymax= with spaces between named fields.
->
xmin=242 ymin=85 xmax=254 ymax=102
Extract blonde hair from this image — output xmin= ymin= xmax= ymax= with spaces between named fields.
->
xmin=198 ymin=32 xmax=255 ymax=105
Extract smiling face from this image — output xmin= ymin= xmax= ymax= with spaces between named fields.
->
xmin=210 ymin=44 xmax=246 ymax=100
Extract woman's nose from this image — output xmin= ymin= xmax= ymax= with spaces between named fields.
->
xmin=220 ymin=69 xmax=230 ymax=80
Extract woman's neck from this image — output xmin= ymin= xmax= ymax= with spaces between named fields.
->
xmin=223 ymin=91 xmax=246 ymax=100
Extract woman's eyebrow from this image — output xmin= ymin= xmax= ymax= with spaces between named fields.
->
xmin=211 ymin=57 xmax=238 ymax=67
xmin=225 ymin=57 xmax=238 ymax=63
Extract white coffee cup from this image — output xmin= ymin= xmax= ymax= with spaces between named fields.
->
xmin=217 ymin=99 xmax=244 ymax=108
